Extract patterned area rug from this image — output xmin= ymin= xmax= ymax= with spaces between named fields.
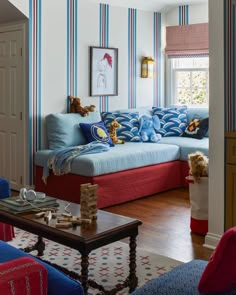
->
xmin=8 ymin=228 xmax=182 ymax=295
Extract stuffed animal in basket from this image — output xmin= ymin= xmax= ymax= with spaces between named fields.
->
xmin=68 ymin=96 xmax=95 ymax=116
xmin=139 ymin=115 xmax=162 ymax=142
xmin=188 ymin=151 xmax=208 ymax=183
xmin=109 ymin=119 xmax=125 ymax=144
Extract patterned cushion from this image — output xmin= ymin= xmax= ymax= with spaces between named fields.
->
xmin=79 ymin=121 xmax=114 ymax=147
xmin=101 ymin=112 xmax=142 ymax=142
xmin=152 ymin=107 xmax=187 ymax=137
xmin=182 ymin=117 xmax=209 ymax=139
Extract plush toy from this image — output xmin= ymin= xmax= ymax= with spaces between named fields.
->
xmin=188 ymin=151 xmax=208 ymax=183
xmin=84 ymin=105 xmax=96 ymax=112
xmin=109 ymin=119 xmax=125 ymax=144
xmin=139 ymin=115 xmax=162 ymax=142
xmin=68 ymin=96 xmax=96 ymax=116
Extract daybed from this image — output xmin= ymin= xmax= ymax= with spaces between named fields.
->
xmin=35 ymin=107 xmax=208 ymax=208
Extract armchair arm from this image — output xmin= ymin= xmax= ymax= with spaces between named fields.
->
xmin=0 ymin=256 xmax=48 ymax=295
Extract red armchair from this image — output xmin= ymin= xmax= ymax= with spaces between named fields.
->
xmin=0 ymin=178 xmax=14 ymax=241
xmin=0 ymin=256 xmax=48 ymax=295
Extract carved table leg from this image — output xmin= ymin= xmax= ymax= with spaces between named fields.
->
xmin=81 ymin=254 xmax=89 ymax=295
xmin=129 ymin=235 xmax=138 ymax=293
xmin=21 ymin=236 xmax=45 ymax=256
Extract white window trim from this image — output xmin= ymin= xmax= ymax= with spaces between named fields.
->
xmin=166 ymin=57 xmax=209 ymax=107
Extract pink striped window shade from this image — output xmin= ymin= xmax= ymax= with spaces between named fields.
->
xmin=165 ymin=23 xmax=209 ymax=56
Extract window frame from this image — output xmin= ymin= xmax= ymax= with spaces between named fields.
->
xmin=166 ymin=57 xmax=209 ymax=107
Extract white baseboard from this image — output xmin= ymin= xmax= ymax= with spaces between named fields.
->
xmin=204 ymin=232 xmax=222 ymax=249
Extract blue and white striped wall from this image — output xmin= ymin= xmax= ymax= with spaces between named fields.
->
xmin=28 ymin=1 xmax=207 ymax=184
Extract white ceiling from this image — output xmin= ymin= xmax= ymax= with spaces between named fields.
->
xmin=0 ymin=0 xmax=27 ymax=24
xmin=87 ymin=0 xmax=208 ymax=12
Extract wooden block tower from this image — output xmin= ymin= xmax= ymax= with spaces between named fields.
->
xmin=80 ymin=183 xmax=98 ymax=220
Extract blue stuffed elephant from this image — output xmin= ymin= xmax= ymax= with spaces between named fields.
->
xmin=139 ymin=115 xmax=162 ymax=142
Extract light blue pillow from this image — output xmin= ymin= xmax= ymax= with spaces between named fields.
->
xmin=152 ymin=106 xmax=187 ymax=137
xmin=79 ymin=121 xmax=114 ymax=146
xmin=46 ymin=112 xmax=101 ymax=149
xmin=101 ymin=112 xmax=142 ymax=142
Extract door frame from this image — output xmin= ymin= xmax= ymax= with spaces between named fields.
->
xmin=0 ymin=21 xmax=28 ymax=190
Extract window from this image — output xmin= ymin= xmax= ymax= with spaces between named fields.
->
xmin=168 ymin=57 xmax=209 ymax=107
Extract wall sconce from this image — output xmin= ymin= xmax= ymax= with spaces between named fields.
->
xmin=141 ymin=57 xmax=155 ymax=78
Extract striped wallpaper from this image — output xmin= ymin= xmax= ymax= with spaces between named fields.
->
xmin=67 ymin=0 xmax=78 ymax=111
xmin=28 ymin=2 xmax=163 ymax=184
xmin=128 ymin=8 xmax=137 ymax=109
xmin=153 ymin=12 xmax=161 ymax=107
xmin=99 ymin=3 xmax=109 ymax=112
xmin=224 ymin=0 xmax=234 ymax=131
xmin=179 ymin=5 xmax=189 ymax=25
xmin=29 ymin=0 xmax=41 ymax=184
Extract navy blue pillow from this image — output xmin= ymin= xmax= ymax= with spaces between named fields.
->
xmin=152 ymin=106 xmax=187 ymax=137
xmin=79 ymin=121 xmax=114 ymax=146
xmin=182 ymin=117 xmax=209 ymax=139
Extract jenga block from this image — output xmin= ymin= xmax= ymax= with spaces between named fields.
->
xmin=35 ymin=212 xmax=45 ymax=219
xmin=55 ymin=222 xmax=72 ymax=228
xmin=62 ymin=212 xmax=72 ymax=217
xmin=44 ymin=211 xmax=52 ymax=223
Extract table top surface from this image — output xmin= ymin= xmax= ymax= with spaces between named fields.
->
xmin=0 ymin=198 xmax=142 ymax=251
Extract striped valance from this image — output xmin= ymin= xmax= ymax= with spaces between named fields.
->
xmin=165 ymin=23 xmax=209 ymax=57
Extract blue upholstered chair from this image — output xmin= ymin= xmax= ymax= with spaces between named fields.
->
xmin=133 ymin=227 xmax=236 ymax=295
xmin=132 ymin=259 xmax=235 ymax=295
xmin=0 ymin=241 xmax=84 ymax=295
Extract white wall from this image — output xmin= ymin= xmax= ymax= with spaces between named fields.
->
xmin=39 ymin=1 xmax=157 ymax=119
xmin=165 ymin=3 xmax=208 ymax=26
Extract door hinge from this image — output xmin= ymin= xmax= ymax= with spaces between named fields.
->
xmin=20 ymin=112 xmax=22 ymax=120
xmin=20 ymin=176 xmax=23 ymax=184
xmin=21 ymin=48 xmax=22 ymax=56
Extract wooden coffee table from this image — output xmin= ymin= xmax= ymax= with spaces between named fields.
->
xmin=0 ymin=199 xmax=142 ymax=294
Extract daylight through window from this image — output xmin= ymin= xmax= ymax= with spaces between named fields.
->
xmin=170 ymin=57 xmax=209 ymax=107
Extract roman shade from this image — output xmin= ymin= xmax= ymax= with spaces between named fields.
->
xmin=165 ymin=23 xmax=209 ymax=57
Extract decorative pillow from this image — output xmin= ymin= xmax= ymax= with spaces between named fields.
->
xmin=198 ymin=226 xmax=236 ymax=294
xmin=79 ymin=121 xmax=114 ymax=146
xmin=101 ymin=112 xmax=142 ymax=142
xmin=152 ymin=107 xmax=188 ymax=137
xmin=46 ymin=112 xmax=102 ymax=149
xmin=182 ymin=117 xmax=209 ymax=139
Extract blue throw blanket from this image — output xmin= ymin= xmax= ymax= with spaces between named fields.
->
xmin=42 ymin=141 xmax=110 ymax=183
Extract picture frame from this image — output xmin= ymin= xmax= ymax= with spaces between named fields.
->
xmin=90 ymin=46 xmax=118 ymax=96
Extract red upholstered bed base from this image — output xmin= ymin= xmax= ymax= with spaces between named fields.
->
xmin=35 ymin=161 xmax=190 ymax=208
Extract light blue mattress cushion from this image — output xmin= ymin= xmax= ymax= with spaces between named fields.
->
xmin=35 ymin=142 xmax=180 ymax=177
xmin=46 ymin=112 xmax=101 ymax=150
xmin=159 ymin=137 xmax=209 ymax=161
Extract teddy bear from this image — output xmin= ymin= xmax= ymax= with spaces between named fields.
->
xmin=139 ymin=115 xmax=162 ymax=142
xmin=84 ymin=105 xmax=96 ymax=112
xmin=188 ymin=151 xmax=208 ymax=183
xmin=68 ymin=96 xmax=96 ymax=117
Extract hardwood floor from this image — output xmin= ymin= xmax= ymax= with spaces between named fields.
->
xmin=103 ymin=187 xmax=213 ymax=263
xmin=12 ymin=187 xmax=213 ymax=263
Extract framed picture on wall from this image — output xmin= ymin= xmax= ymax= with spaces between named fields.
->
xmin=90 ymin=46 xmax=118 ymax=96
